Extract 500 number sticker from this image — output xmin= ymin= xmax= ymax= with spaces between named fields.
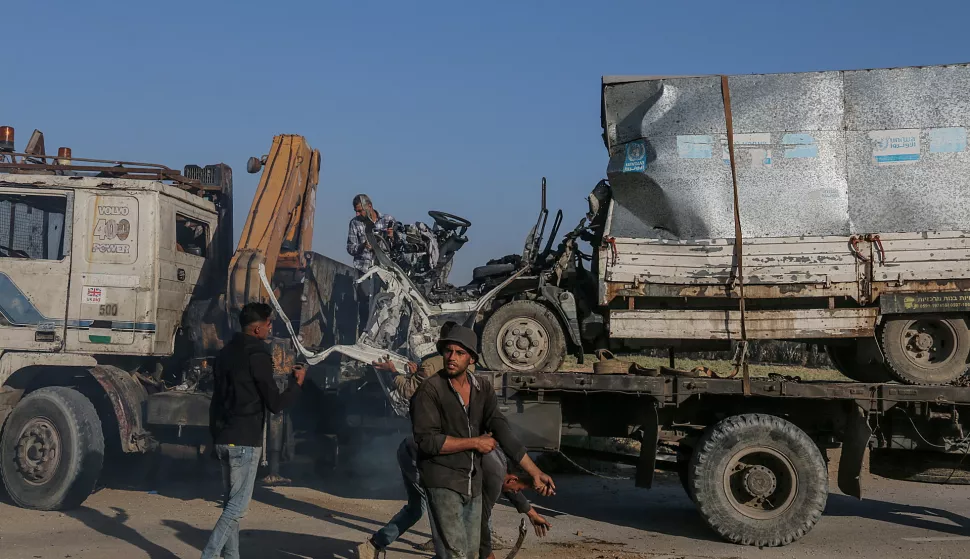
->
xmin=98 ymin=304 xmax=118 ymax=317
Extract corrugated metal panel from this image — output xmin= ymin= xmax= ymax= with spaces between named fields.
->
xmin=602 ymin=64 xmax=970 ymax=241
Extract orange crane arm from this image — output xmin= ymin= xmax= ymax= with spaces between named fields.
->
xmin=227 ymin=134 xmax=321 ymax=314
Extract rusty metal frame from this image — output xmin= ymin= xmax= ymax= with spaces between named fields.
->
xmin=89 ymin=365 xmax=151 ymax=453
xmin=0 ymin=152 xmax=211 ymax=191
xmin=504 ymin=371 xmax=970 ymax=412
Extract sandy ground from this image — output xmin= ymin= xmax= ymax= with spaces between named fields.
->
xmin=3 ymin=456 xmax=970 ymax=559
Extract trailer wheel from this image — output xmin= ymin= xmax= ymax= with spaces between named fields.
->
xmin=824 ymin=342 xmax=892 ymax=383
xmin=881 ymin=316 xmax=970 ymax=385
xmin=0 ymin=387 xmax=104 ymax=510
xmin=688 ymin=414 xmax=827 ymax=547
xmin=480 ymin=300 xmax=566 ymax=373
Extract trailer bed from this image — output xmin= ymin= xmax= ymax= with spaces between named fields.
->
xmin=498 ymin=371 xmax=970 ymax=412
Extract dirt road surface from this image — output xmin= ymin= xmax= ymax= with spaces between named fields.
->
xmin=3 ymin=461 xmax=970 ymax=559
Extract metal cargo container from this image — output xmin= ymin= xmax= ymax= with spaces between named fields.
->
xmin=602 ymin=64 xmax=970 ymax=240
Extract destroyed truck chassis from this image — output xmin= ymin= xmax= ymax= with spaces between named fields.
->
xmin=498 ymin=370 xmax=970 ymax=547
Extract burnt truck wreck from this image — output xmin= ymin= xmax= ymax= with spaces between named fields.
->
xmin=277 ymin=64 xmax=970 ymax=548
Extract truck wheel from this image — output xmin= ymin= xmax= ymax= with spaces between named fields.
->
xmin=480 ymin=300 xmax=566 ymax=373
xmin=824 ymin=342 xmax=892 ymax=383
xmin=688 ymin=414 xmax=827 ymax=547
xmin=881 ymin=316 xmax=970 ymax=385
xmin=0 ymin=387 xmax=105 ymax=510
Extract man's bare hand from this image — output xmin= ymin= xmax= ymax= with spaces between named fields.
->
xmin=406 ymin=361 xmax=419 ymax=374
xmin=292 ymin=364 xmax=307 ymax=386
xmin=526 ymin=508 xmax=551 ymax=537
xmin=372 ymin=357 xmax=398 ymax=374
xmin=474 ymin=434 xmax=497 ymax=454
xmin=533 ymin=471 xmax=556 ymax=496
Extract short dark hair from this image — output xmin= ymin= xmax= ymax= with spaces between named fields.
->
xmin=239 ymin=302 xmax=273 ymax=328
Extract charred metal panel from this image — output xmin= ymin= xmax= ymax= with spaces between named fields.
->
xmin=146 ymin=391 xmax=211 ymax=428
xmin=298 ymin=252 xmax=361 ymax=350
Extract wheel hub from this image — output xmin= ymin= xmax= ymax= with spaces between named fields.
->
xmin=724 ymin=446 xmax=798 ymax=520
xmin=900 ymin=319 xmax=957 ymax=368
xmin=14 ymin=418 xmax=61 ymax=485
xmin=498 ymin=318 xmax=548 ymax=369
xmin=742 ymin=465 xmax=777 ymax=498
xmin=913 ymin=332 xmax=934 ymax=352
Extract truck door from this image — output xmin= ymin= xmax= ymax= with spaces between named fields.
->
xmin=0 ymin=188 xmax=72 ymax=351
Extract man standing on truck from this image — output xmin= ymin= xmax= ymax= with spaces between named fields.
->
xmin=411 ymin=325 xmax=556 ymax=559
xmin=347 ymin=193 xmax=396 ymax=273
xmin=202 ymin=302 xmax=306 ymax=559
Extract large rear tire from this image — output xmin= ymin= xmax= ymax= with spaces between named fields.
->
xmin=688 ymin=414 xmax=827 ymax=547
xmin=0 ymin=387 xmax=105 ymax=510
xmin=881 ymin=316 xmax=970 ymax=385
xmin=480 ymin=300 xmax=566 ymax=373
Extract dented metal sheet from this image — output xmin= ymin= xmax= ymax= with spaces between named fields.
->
xmin=602 ymin=64 xmax=970 ymax=241
xmin=609 ymin=308 xmax=878 ymax=341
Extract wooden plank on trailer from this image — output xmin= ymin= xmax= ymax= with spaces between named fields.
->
xmin=608 ymin=308 xmax=877 ymax=340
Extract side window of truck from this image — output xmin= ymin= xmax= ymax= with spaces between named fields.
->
xmin=175 ymin=214 xmax=208 ymax=258
xmin=0 ymin=194 xmax=68 ymax=260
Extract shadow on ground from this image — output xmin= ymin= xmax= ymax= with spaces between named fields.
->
xmin=161 ymin=519 xmax=372 ymax=559
xmin=827 ymin=493 xmax=970 ymax=537
xmin=66 ymin=507 xmax=182 ymax=559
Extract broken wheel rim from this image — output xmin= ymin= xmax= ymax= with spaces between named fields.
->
xmin=495 ymin=317 xmax=549 ymax=371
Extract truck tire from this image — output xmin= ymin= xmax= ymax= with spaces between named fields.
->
xmin=480 ymin=300 xmax=566 ymax=373
xmin=688 ymin=414 xmax=827 ymax=547
xmin=824 ymin=342 xmax=892 ymax=383
xmin=881 ymin=316 xmax=970 ymax=385
xmin=0 ymin=387 xmax=105 ymax=510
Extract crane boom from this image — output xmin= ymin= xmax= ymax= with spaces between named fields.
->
xmin=228 ymin=134 xmax=321 ymax=316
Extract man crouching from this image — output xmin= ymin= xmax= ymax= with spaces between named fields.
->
xmin=411 ymin=325 xmax=555 ymax=559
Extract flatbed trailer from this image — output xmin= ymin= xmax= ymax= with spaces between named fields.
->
xmin=494 ymin=370 xmax=970 ymax=547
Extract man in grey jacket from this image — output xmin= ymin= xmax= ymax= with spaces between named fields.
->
xmin=411 ymin=325 xmax=555 ymax=559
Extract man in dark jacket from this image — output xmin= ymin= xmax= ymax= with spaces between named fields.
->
xmin=201 ymin=302 xmax=306 ymax=559
xmin=411 ymin=325 xmax=555 ymax=559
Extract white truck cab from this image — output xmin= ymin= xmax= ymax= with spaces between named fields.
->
xmin=0 ymin=129 xmax=227 ymax=510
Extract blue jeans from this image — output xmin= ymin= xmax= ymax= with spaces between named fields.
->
xmin=427 ymin=487 xmax=482 ymax=559
xmin=371 ymin=471 xmax=439 ymax=549
xmin=201 ymin=445 xmax=261 ymax=559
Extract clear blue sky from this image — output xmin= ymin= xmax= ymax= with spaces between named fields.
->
xmin=6 ymin=1 xmax=969 ymax=282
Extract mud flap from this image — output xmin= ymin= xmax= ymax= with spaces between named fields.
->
xmin=635 ymin=402 xmax=659 ymax=488
xmin=838 ymin=402 xmax=872 ymax=499
xmin=89 ymin=365 xmax=151 ymax=453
